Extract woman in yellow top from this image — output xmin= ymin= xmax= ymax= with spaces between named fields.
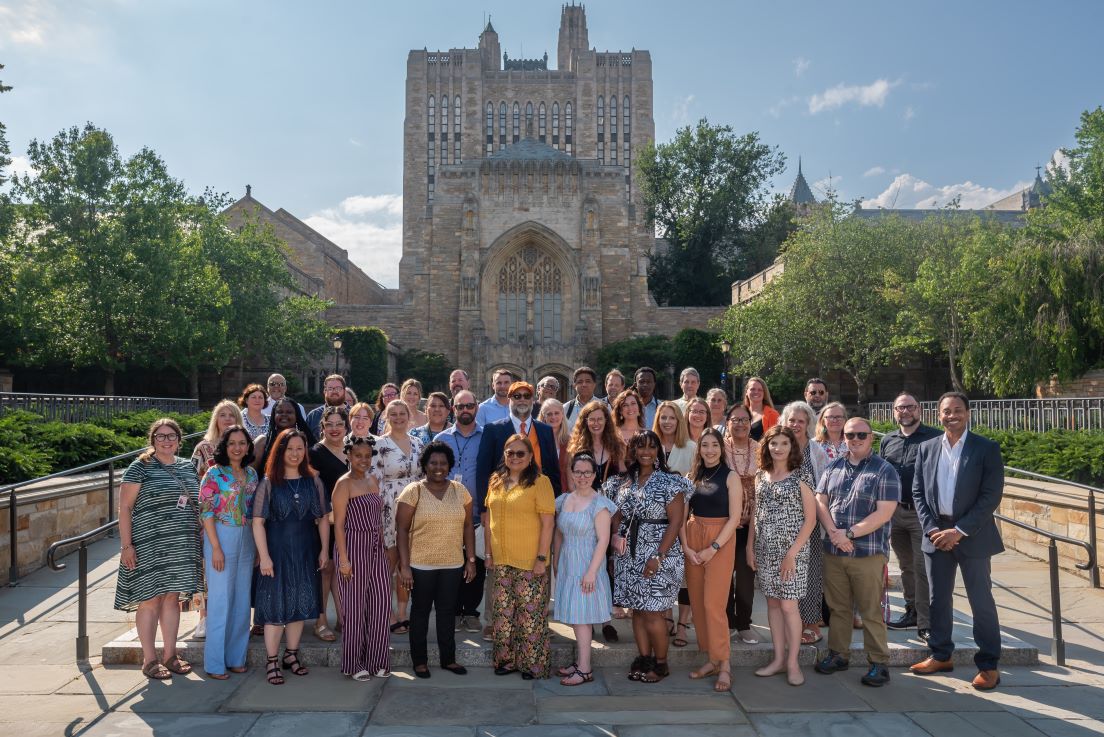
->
xmin=396 ymin=441 xmax=477 ymax=679
xmin=483 ymin=434 xmax=556 ymax=679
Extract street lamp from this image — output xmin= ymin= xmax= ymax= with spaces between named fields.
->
xmin=719 ymin=339 xmax=732 ymax=401
xmin=332 ymin=336 xmax=343 ymax=375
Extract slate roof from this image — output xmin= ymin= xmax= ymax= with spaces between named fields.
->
xmin=488 ymin=137 xmax=574 ymax=162
xmin=789 ymin=158 xmax=817 ymax=205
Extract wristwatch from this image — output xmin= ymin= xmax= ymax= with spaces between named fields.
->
xmin=845 ymin=528 xmax=856 ymax=540
xmin=535 ymin=554 xmax=548 ymax=563
xmin=710 ymin=541 xmax=721 ymax=551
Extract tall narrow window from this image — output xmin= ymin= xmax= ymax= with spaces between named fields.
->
xmin=454 ymin=95 xmax=461 ymax=162
xmin=427 ymin=95 xmax=436 ymax=199
xmin=538 ymin=103 xmax=546 ymax=142
xmin=596 ymin=95 xmax=605 ymax=161
xmin=525 ymin=102 xmax=533 ymax=136
xmin=610 ymin=96 xmax=618 ymax=163
xmin=552 ymin=102 xmax=560 ymax=146
xmin=512 ymin=102 xmax=520 ymax=143
xmin=427 ymin=95 xmax=435 ymax=136
xmin=623 ymin=95 xmax=631 ymax=137
xmin=565 ymin=101 xmax=573 ymax=155
xmin=441 ymin=95 xmax=449 ymax=163
xmin=498 ymin=249 xmax=563 ymax=344
xmin=486 ymin=102 xmax=494 ymax=155
xmin=499 ymin=102 xmax=507 ymax=149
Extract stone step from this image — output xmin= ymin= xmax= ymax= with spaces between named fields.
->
xmin=102 ymin=617 xmax=1037 ymax=669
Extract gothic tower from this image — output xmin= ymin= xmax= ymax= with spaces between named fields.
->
xmin=557 ymin=3 xmax=589 ymax=71
xmin=479 ymin=18 xmax=501 ymax=71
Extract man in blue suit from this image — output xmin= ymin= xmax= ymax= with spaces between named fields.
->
xmin=909 ymin=391 xmax=1005 ymax=690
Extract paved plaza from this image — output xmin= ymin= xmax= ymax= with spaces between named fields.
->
xmin=1 ymin=538 xmax=1102 ymax=736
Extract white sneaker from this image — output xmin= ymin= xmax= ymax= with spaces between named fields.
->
xmin=195 ymin=617 xmax=207 ymax=640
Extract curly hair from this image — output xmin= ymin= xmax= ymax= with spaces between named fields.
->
xmin=624 ymin=430 xmax=671 ymax=477
xmin=419 ymin=440 xmax=456 ymax=473
xmin=566 ymin=400 xmax=625 ymax=467
xmin=213 ymin=425 xmax=256 ymax=467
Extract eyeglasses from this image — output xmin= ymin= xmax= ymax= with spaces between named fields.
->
xmin=510 ymin=393 xmax=533 ymax=400
xmin=323 ymin=422 xmax=347 ymax=430
xmin=727 ymin=417 xmax=751 ymax=424
xmin=572 ymin=469 xmax=596 ymax=477
xmin=454 ymin=402 xmax=477 ymax=410
xmin=824 ymin=415 xmax=845 ymax=422
xmin=324 ymin=385 xmax=344 ymax=392
xmin=504 ymin=450 xmax=529 ymax=459
xmin=894 ymin=404 xmax=919 ymax=412
xmin=844 ymin=432 xmax=871 ymax=440
xmin=382 ymin=392 xmax=398 ymax=399
xmin=807 ymin=389 xmax=826 ymax=395
xmin=153 ymin=433 xmax=179 ymax=443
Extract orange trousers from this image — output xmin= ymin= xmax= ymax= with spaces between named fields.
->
xmin=684 ymin=516 xmax=736 ymax=662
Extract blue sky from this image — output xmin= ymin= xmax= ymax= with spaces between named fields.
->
xmin=2 ymin=0 xmax=1102 ymax=286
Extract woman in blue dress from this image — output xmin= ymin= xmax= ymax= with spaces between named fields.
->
xmin=553 ymin=452 xmax=616 ymax=686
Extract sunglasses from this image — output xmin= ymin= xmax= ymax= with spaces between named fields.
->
xmin=454 ymin=402 xmax=477 ymax=410
xmin=807 ymin=389 xmax=826 ymax=395
xmin=510 ymin=393 xmax=533 ymax=400
xmin=844 ymin=432 xmax=871 ymax=440
xmin=268 ymin=381 xmax=286 ymax=387
xmin=504 ymin=450 xmax=530 ymax=459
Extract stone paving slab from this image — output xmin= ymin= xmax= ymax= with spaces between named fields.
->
xmin=749 ymin=711 xmax=931 ymax=736
xmin=981 ymin=685 xmax=1104 ymax=720
xmin=600 ymin=665 xmax=740 ymax=696
xmin=731 ymin=670 xmax=872 ymax=713
xmin=837 ymin=669 xmax=1008 ymax=712
xmin=362 ymin=729 xmax=476 ymax=737
xmin=536 ymin=694 xmax=747 ymax=726
xmin=0 ymin=663 xmax=87 ymax=693
xmin=111 ymin=670 xmax=240 ymax=713
xmin=617 ymin=726 xmax=756 ymax=737
xmin=476 ymin=727 xmax=615 ymax=737
xmin=370 ymin=686 xmax=537 ymax=726
xmin=532 ymin=668 xmax=611 ymax=697
xmin=222 ymin=666 xmax=385 ymax=713
xmin=0 ymin=694 xmax=113 ymax=725
xmin=56 ymin=664 xmax=149 ymax=696
xmin=242 ymin=711 xmax=370 ymax=737
xmin=75 ymin=712 xmax=260 ymax=737
xmin=907 ymin=711 xmax=1050 ymax=737
xmin=1024 ymin=718 xmax=1104 ymax=735
xmin=387 ymin=666 xmax=534 ymax=690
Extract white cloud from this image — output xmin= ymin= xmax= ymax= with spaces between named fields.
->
xmin=672 ymin=94 xmax=695 ymax=126
xmin=348 ymin=137 xmax=364 ymax=148
xmin=813 ymin=174 xmax=841 ymax=195
xmin=808 ymin=78 xmax=900 ymax=114
xmin=863 ymin=166 xmax=886 ymax=178
xmin=767 ymin=95 xmax=800 ymax=118
xmin=0 ymin=2 xmax=50 ymax=44
xmin=304 ymin=194 xmax=403 ymax=288
xmin=862 ymin=174 xmax=1031 ymax=210
xmin=903 ymin=106 xmax=916 ymax=121
xmin=1049 ymin=148 xmax=1069 ymax=176
xmin=8 ymin=155 xmax=34 ymax=179
xmin=793 ymin=57 xmax=810 ymax=77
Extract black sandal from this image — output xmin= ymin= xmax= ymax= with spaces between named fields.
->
xmin=672 ymin=622 xmax=690 ymax=648
xmin=266 ymin=655 xmax=284 ymax=685
xmin=282 ymin=648 xmax=308 ymax=676
xmin=640 ymin=659 xmax=670 ymax=683
xmin=560 ymin=665 xmax=594 ymax=686
xmin=628 ymin=655 xmax=653 ymax=681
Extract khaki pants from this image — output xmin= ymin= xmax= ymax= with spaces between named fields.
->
xmin=823 ymin=553 xmax=889 ymax=664
xmin=684 ymin=516 xmax=735 ymax=663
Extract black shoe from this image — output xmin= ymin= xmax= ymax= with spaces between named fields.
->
xmin=861 ymin=663 xmax=890 ymax=687
xmin=917 ymin=628 xmax=932 ymax=643
xmin=413 ymin=666 xmax=431 ymax=679
xmin=602 ymin=623 xmax=619 ymax=642
xmin=887 ymin=609 xmax=917 ymax=630
xmin=442 ymin=664 xmax=468 ymax=675
xmin=521 ymin=671 xmax=535 ymax=680
xmin=494 ymin=665 xmax=519 ymax=676
xmin=814 ymin=651 xmax=850 ymax=674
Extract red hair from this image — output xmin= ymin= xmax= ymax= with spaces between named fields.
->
xmin=264 ymin=429 xmax=317 ymax=484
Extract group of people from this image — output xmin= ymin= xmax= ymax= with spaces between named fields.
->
xmin=114 ymin=367 xmax=1006 ymax=692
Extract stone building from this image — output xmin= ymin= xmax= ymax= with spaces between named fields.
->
xmin=324 ymin=5 xmax=724 ymax=392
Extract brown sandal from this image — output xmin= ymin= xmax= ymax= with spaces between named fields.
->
xmin=143 ymin=661 xmax=172 ymax=680
xmin=163 ymin=655 xmax=192 ymax=675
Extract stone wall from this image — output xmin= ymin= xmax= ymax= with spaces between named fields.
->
xmin=648 ymin=306 xmax=728 ymax=337
xmin=0 ymin=474 xmax=111 ymax=585
xmin=999 ymin=477 xmax=1102 ymax=584
xmin=1037 ymin=369 xmax=1104 ymax=398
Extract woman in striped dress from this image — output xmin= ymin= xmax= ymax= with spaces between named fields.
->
xmin=115 ymin=418 xmax=203 ymax=680
xmin=334 ymin=435 xmax=392 ymax=680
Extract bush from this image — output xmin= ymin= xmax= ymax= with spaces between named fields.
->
xmin=90 ymin=409 xmax=210 ymax=438
xmin=34 ymin=421 xmax=132 ymax=470
xmin=337 ymin=326 xmax=389 ymax=398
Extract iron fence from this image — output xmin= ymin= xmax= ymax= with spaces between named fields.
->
xmin=0 ymin=392 xmax=200 ymax=422
xmin=869 ymin=397 xmax=1104 ymax=432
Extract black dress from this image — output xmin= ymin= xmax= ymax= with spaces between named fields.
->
xmin=309 ymin=442 xmax=348 ymax=507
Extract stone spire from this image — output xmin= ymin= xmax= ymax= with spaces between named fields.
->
xmin=788 ymin=157 xmax=816 ymax=205
xmin=558 ymin=3 xmax=589 ymax=71
xmin=479 ymin=15 xmax=501 ymax=71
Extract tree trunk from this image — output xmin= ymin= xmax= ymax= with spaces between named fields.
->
xmin=104 ymin=368 xmax=115 ymax=396
xmin=852 ymin=372 xmax=868 ymax=417
xmin=948 ymin=312 xmax=966 ymax=394
xmin=189 ymin=367 xmax=200 ymax=400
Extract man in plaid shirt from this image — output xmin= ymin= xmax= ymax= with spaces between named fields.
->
xmin=813 ymin=417 xmax=901 ymax=687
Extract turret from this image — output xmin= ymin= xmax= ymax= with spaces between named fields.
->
xmin=479 ymin=17 xmax=501 ymax=71
xmin=557 ymin=3 xmax=589 ymax=71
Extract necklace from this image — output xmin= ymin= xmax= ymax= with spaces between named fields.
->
xmin=729 ymin=438 xmax=754 ymax=476
xmin=288 ymin=476 xmax=306 ymax=500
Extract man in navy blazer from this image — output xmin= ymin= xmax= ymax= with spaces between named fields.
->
xmin=475 ymin=380 xmax=563 ymax=518
xmin=909 ymin=391 xmax=1005 ymax=691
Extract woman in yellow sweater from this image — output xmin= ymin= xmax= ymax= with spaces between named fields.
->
xmin=483 ymin=434 xmax=556 ymax=679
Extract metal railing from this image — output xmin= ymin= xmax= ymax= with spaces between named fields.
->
xmin=869 ymin=397 xmax=1104 ymax=432
xmin=994 ymin=513 xmax=1096 ymax=666
xmin=2 ymin=431 xmax=203 ymax=585
xmin=46 ymin=519 xmax=118 ymax=662
xmin=0 ymin=392 xmax=200 ymax=422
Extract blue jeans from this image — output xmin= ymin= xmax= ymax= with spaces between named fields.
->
xmin=203 ymin=523 xmax=255 ymax=674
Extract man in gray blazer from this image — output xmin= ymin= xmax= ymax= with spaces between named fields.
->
xmin=909 ymin=392 xmax=1005 ymax=690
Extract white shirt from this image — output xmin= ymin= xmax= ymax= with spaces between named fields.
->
xmin=510 ymin=414 xmax=532 ymax=436
xmin=262 ymin=397 xmax=305 ymax=418
xmin=936 ymin=432 xmax=966 ymax=517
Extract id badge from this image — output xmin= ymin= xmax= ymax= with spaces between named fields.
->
xmin=454 ymin=473 xmax=463 ymax=487
xmin=176 ymin=494 xmax=189 ymax=510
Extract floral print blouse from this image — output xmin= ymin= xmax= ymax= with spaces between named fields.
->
xmin=198 ymin=465 xmax=258 ymax=526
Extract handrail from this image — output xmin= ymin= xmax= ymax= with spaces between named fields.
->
xmin=5 ymin=431 xmax=203 ymax=585
xmin=994 ymin=512 xmax=1096 ymax=666
xmin=45 ymin=520 xmax=119 ymax=662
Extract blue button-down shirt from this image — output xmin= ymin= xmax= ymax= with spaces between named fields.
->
xmin=434 ymin=423 xmax=484 ymax=492
xmin=475 ymin=396 xmax=511 ymax=426
xmin=817 ymin=454 xmax=901 ymax=558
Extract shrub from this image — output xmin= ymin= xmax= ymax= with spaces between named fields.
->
xmin=32 ymin=421 xmax=133 ymax=470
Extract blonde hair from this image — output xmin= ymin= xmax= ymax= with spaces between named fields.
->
xmin=814 ymin=401 xmax=847 ymax=442
xmin=743 ymin=376 xmax=776 ymax=410
xmin=538 ymin=398 xmax=570 ymax=446
xmin=348 ymin=401 xmax=375 ymax=423
xmin=204 ymin=400 xmax=243 ymax=444
xmin=400 ymin=378 xmax=423 ymax=402
xmin=652 ymin=400 xmax=690 ymax=447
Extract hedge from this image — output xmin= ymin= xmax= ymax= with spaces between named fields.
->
xmin=0 ymin=409 xmax=210 ymax=485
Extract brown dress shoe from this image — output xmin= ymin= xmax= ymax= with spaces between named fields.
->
xmin=972 ymin=669 xmax=1000 ymax=690
xmin=909 ymin=656 xmax=954 ymax=675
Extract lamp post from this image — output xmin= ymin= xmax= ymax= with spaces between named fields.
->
xmin=720 ymin=339 xmax=732 ymax=402
xmin=332 ymin=336 xmax=343 ymax=375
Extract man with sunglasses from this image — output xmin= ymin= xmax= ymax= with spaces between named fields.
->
xmin=435 ymin=390 xmax=486 ymax=634
xmin=910 ymin=392 xmax=1004 ymax=691
xmin=804 ymin=378 xmax=829 ymax=414
xmin=813 ymin=417 xmax=901 ymax=688
xmin=877 ymin=392 xmax=940 ymax=641
xmin=262 ymin=373 xmax=305 ymax=419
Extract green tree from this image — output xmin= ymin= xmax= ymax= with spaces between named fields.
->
xmin=396 ymin=349 xmax=453 ymax=393
xmin=670 ymin=328 xmax=724 ymax=391
xmin=637 ymin=119 xmax=786 ymax=306
xmin=594 ymin=335 xmax=673 ymax=388
xmin=1038 ymin=106 xmax=1104 ymax=225
xmin=337 ymin=326 xmax=390 ymax=399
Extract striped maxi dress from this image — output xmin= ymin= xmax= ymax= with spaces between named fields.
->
xmin=337 ymin=492 xmax=392 ymax=676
